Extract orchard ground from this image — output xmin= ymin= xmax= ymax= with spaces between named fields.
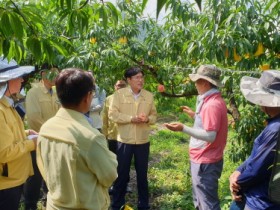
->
xmin=109 ymin=115 xmax=240 ymax=210
xmin=19 ymin=115 xmax=239 ymax=210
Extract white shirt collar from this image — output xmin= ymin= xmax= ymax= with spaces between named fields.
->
xmin=129 ymin=88 xmax=141 ymax=100
xmin=4 ymin=95 xmax=14 ymax=107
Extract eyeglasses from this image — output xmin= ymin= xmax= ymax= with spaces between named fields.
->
xmin=131 ymin=75 xmax=144 ymax=80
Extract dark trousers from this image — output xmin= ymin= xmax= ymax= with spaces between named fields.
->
xmin=112 ymin=142 xmax=150 ymax=210
xmin=0 ymin=184 xmax=23 ymax=210
xmin=24 ymin=151 xmax=48 ymax=210
xmin=191 ymin=159 xmax=223 ymax=210
xmin=230 ymin=200 xmax=246 ymax=210
xmin=108 ymin=139 xmax=118 ymax=154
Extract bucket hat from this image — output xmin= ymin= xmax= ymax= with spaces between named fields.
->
xmin=240 ymin=70 xmax=280 ymax=107
xmin=0 ymin=57 xmax=35 ymax=98
xmin=189 ymin=64 xmax=223 ymax=87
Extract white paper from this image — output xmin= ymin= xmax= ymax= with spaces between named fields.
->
xmin=28 ymin=134 xmax=38 ymax=140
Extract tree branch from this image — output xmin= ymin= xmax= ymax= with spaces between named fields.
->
xmin=11 ymin=0 xmax=37 ymax=36
xmin=79 ymin=0 xmax=89 ymax=10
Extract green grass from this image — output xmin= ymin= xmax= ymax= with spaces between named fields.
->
xmin=19 ymin=125 xmax=240 ymax=210
xmin=123 ymin=128 xmax=240 ymax=210
xmin=148 ymin=130 xmax=193 ymax=209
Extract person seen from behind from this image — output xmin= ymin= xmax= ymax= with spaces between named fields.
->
xmin=0 ymin=57 xmax=36 ymax=210
xmin=229 ymin=70 xmax=280 ymax=210
xmin=164 ymin=64 xmax=228 ymax=210
xmin=24 ymin=64 xmax=60 ymax=210
xmin=36 ymin=68 xmax=118 ymax=210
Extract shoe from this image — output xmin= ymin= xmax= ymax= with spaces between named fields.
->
xmin=126 ymin=186 xmax=132 ymax=193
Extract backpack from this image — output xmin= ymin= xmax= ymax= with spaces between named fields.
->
xmin=268 ymin=133 xmax=280 ymax=204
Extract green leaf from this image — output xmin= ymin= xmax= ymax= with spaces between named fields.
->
xmin=99 ymin=6 xmax=108 ymax=28
xmin=0 ymin=37 xmax=3 ymax=56
xmin=1 ymin=12 xmax=12 ymax=37
xmin=80 ymin=10 xmax=89 ymax=34
xmin=141 ymin=0 xmax=148 ymax=12
xmin=66 ymin=0 xmax=72 ymax=10
xmin=182 ymin=41 xmax=190 ymax=53
xmin=58 ymin=36 xmax=72 ymax=46
xmin=224 ymin=13 xmax=235 ymax=26
xmin=105 ymin=2 xmax=119 ymax=24
xmin=14 ymin=41 xmax=23 ymax=62
xmin=59 ymin=9 xmax=69 ymax=22
xmin=268 ymin=1 xmax=278 ymax=12
xmin=49 ymin=39 xmax=68 ymax=56
xmin=26 ymin=37 xmax=34 ymax=54
xmin=60 ymin=0 xmax=65 ymax=8
xmin=68 ymin=10 xmax=76 ymax=34
xmin=21 ymin=7 xmax=44 ymax=26
xmin=157 ymin=0 xmax=167 ymax=19
xmin=10 ymin=13 xmax=24 ymax=39
xmin=7 ymin=40 xmax=15 ymax=60
xmin=264 ymin=22 xmax=270 ymax=30
xmin=44 ymin=40 xmax=54 ymax=62
xmin=195 ymin=0 xmax=202 ymax=11
xmin=33 ymin=38 xmax=42 ymax=61
xmin=3 ymin=39 xmax=10 ymax=58
xmin=222 ymin=76 xmax=231 ymax=85
xmin=210 ymin=31 xmax=214 ymax=41
xmin=187 ymin=42 xmax=196 ymax=54
xmin=214 ymin=24 xmax=218 ymax=33
xmin=26 ymin=37 xmax=41 ymax=61
xmin=76 ymin=10 xmax=83 ymax=34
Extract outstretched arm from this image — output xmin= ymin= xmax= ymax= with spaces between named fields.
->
xmin=164 ymin=123 xmax=217 ymax=142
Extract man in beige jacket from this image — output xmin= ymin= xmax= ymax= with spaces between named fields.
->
xmin=109 ymin=67 xmax=157 ymax=210
xmin=102 ymin=80 xmax=129 ymax=195
xmin=24 ymin=64 xmax=60 ymax=210
xmin=37 ymin=68 xmax=118 ymax=210
xmin=102 ymin=79 xmax=127 ymax=154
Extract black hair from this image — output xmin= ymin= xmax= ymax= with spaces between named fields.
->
xmin=124 ymin=66 xmax=144 ymax=79
xmin=40 ymin=63 xmax=59 ymax=78
xmin=55 ymin=68 xmax=94 ymax=106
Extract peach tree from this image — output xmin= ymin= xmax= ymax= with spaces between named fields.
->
xmin=1 ymin=0 xmax=280 ymax=160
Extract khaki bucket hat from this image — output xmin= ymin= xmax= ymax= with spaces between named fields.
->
xmin=189 ymin=64 xmax=223 ymax=87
